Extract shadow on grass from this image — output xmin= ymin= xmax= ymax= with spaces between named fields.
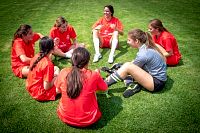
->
xmin=115 ymin=41 xmax=129 ymax=59
xmin=83 ymin=95 xmax=123 ymax=130
xmin=106 ymin=75 xmax=174 ymax=95
xmin=99 ymin=40 xmax=129 ymax=60
xmin=52 ymin=56 xmax=72 ymax=69
xmin=151 ymin=76 xmax=174 ymax=94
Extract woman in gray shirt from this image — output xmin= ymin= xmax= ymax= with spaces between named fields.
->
xmin=105 ymin=28 xmax=167 ymax=98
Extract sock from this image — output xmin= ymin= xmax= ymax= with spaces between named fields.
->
xmin=65 ymin=49 xmax=73 ymax=58
xmin=105 ymin=72 xmax=123 ymax=87
xmin=109 ymin=38 xmax=118 ymax=56
xmin=93 ymin=37 xmax=100 ymax=54
xmin=124 ymin=76 xmax=134 ymax=87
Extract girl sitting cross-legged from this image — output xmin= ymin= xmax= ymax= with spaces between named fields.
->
xmin=105 ymin=29 xmax=167 ymax=98
xmin=55 ymin=47 xmax=108 ymax=127
xmin=26 ymin=36 xmax=60 ymax=101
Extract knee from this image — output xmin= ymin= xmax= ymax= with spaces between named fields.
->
xmin=121 ymin=62 xmax=132 ymax=70
xmin=112 ymin=31 xmax=119 ymax=39
xmin=92 ymin=30 xmax=98 ymax=37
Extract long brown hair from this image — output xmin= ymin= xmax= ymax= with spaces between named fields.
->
xmin=149 ymin=19 xmax=168 ymax=32
xmin=128 ymin=28 xmax=165 ymax=59
xmin=12 ymin=24 xmax=31 ymax=46
xmin=66 ymin=47 xmax=90 ymax=99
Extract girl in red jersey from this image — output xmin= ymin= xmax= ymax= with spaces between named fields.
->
xmin=55 ymin=47 xmax=108 ymax=127
xmin=92 ymin=5 xmax=124 ymax=64
xmin=148 ymin=19 xmax=182 ymax=66
xmin=11 ymin=24 xmax=43 ymax=78
xmin=50 ymin=16 xmax=84 ymax=58
xmin=26 ymin=36 xmax=60 ymax=101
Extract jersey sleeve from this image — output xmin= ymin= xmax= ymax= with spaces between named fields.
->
xmin=49 ymin=27 xmax=55 ymax=39
xmin=133 ymin=52 xmax=147 ymax=68
xmin=32 ymin=33 xmax=41 ymax=43
xmin=92 ymin=18 xmax=102 ymax=29
xmin=116 ymin=18 xmax=123 ymax=31
xmin=14 ymin=41 xmax=25 ymax=57
xmin=69 ymin=26 xmax=77 ymax=39
xmin=95 ymin=72 xmax=108 ymax=91
xmin=162 ymin=37 xmax=173 ymax=52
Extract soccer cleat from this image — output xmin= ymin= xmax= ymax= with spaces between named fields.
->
xmin=93 ymin=54 xmax=102 ymax=63
xmin=123 ymin=83 xmax=141 ymax=98
xmin=110 ymin=63 xmax=123 ymax=70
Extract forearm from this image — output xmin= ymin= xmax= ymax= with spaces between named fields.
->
xmin=20 ymin=55 xmax=31 ymax=64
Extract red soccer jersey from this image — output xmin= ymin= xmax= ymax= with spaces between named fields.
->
xmin=152 ymin=31 xmax=182 ymax=65
xmin=11 ymin=33 xmax=40 ymax=78
xmin=49 ymin=25 xmax=77 ymax=52
xmin=92 ymin=17 xmax=123 ymax=48
xmin=55 ymin=68 xmax=108 ymax=127
xmin=26 ymin=54 xmax=56 ymax=101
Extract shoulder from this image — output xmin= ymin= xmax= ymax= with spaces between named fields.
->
xmin=50 ymin=27 xmax=58 ymax=32
xmin=12 ymin=38 xmax=24 ymax=48
xmin=161 ymin=31 xmax=175 ymax=40
xmin=112 ymin=16 xmax=121 ymax=21
xmin=13 ymin=38 xmax=23 ymax=45
xmin=60 ymin=68 xmax=71 ymax=76
xmin=67 ymin=24 xmax=74 ymax=30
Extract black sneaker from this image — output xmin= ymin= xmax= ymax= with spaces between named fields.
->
xmin=123 ymin=84 xmax=141 ymax=98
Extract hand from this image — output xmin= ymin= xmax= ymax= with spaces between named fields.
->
xmin=110 ymin=24 xmax=116 ymax=30
xmin=54 ymin=37 xmax=60 ymax=46
xmin=95 ymin=69 xmax=100 ymax=73
xmin=95 ymin=25 xmax=102 ymax=30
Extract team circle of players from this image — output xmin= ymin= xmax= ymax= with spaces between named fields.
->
xmin=11 ymin=5 xmax=181 ymax=127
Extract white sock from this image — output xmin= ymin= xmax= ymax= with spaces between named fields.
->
xmin=110 ymin=38 xmax=118 ymax=56
xmin=93 ymin=37 xmax=100 ymax=55
xmin=65 ymin=49 xmax=73 ymax=58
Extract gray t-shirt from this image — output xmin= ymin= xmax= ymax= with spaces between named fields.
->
xmin=133 ymin=44 xmax=167 ymax=81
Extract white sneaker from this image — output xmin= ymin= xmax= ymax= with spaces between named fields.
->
xmin=93 ymin=54 xmax=102 ymax=63
xmin=108 ymin=55 xmax=114 ymax=64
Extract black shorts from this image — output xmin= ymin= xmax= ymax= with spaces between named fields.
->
xmin=153 ymin=77 xmax=166 ymax=92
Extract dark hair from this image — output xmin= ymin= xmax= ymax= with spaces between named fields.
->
xmin=128 ymin=29 xmax=165 ymax=59
xmin=12 ymin=24 xmax=32 ymax=46
xmin=149 ymin=19 xmax=168 ymax=32
xmin=30 ymin=36 xmax=54 ymax=71
xmin=104 ymin=5 xmax=114 ymax=16
xmin=54 ymin=16 xmax=68 ymax=27
xmin=66 ymin=47 xmax=90 ymax=99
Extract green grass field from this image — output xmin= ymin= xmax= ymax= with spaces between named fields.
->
xmin=0 ymin=0 xmax=200 ymax=132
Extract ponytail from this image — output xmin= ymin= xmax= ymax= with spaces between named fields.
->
xmin=29 ymin=52 xmax=48 ymax=71
xmin=66 ymin=47 xmax=90 ymax=99
xmin=145 ymin=32 xmax=165 ymax=60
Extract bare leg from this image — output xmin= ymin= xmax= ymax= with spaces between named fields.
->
xmin=117 ymin=62 xmax=154 ymax=91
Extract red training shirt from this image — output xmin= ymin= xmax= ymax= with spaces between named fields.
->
xmin=11 ymin=33 xmax=40 ymax=78
xmin=49 ymin=24 xmax=77 ymax=52
xmin=55 ymin=68 xmax=108 ymax=127
xmin=92 ymin=17 xmax=123 ymax=48
xmin=152 ymin=31 xmax=182 ymax=65
xmin=26 ymin=53 xmax=56 ymax=101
